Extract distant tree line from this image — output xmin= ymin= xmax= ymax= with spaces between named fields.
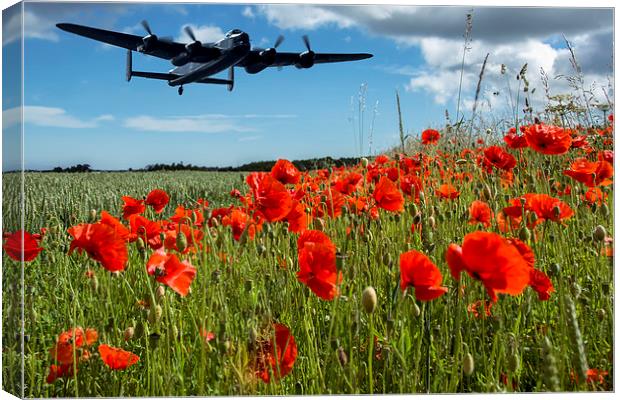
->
xmin=47 ymin=157 xmax=362 ymax=173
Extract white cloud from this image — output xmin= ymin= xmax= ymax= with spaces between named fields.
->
xmin=242 ymin=6 xmax=255 ymax=19
xmin=255 ymin=5 xmax=355 ymax=31
xmin=122 ymin=114 xmax=256 ymax=133
xmin=3 ymin=10 xmax=60 ymax=46
xmin=3 ymin=106 xmax=112 ymax=129
xmin=176 ymin=24 xmax=225 ymax=43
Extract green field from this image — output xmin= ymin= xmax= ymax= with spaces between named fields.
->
xmin=2 ymin=147 xmax=614 ymax=396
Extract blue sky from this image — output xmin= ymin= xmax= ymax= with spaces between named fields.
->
xmin=2 ymin=3 xmax=614 ymax=171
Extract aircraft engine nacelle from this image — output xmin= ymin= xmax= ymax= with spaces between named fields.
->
xmin=259 ymin=48 xmax=277 ymax=66
xmin=296 ymin=50 xmax=315 ymax=69
xmin=172 ymin=53 xmax=192 ymax=66
xmin=244 ymin=64 xmax=268 ymax=74
xmin=139 ymin=34 xmax=158 ymax=52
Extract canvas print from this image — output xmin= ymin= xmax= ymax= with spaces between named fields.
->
xmin=1 ymin=1 xmax=615 ymax=397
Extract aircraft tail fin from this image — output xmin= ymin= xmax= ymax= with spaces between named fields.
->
xmin=126 ymin=50 xmax=132 ymax=82
xmin=227 ymin=66 xmax=234 ymax=92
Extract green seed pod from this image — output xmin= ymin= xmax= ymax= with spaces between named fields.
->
xmin=564 ymin=295 xmax=589 ymax=383
xmin=541 ymin=337 xmax=560 ymax=391
xmin=360 ymin=157 xmax=369 ymax=167
xmin=427 ymin=216 xmax=436 ymax=230
xmin=593 ymin=225 xmax=607 ymax=242
xmin=148 ymin=304 xmax=163 ymax=326
xmin=600 ymin=203 xmax=610 ymax=217
xmin=149 ymin=332 xmax=161 ymax=349
xmin=176 ymin=231 xmax=188 ymax=253
xmin=382 ymin=252 xmax=393 ymax=267
xmin=408 ymin=203 xmax=419 ymax=217
xmin=361 ymin=286 xmax=377 ymax=314
xmin=507 ymin=352 xmax=520 ymax=373
xmin=463 ymin=353 xmax=475 ymax=376
xmin=548 ymin=263 xmax=561 ymax=277
xmin=597 ymin=308 xmax=606 ymax=321
xmin=518 ymin=226 xmax=531 ymax=242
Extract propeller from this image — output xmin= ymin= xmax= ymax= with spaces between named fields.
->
xmin=184 ymin=25 xmax=197 ymax=42
xmin=138 ymin=20 xmax=171 ymax=52
xmin=302 ymin=35 xmax=312 ymax=52
xmin=260 ymin=34 xmax=285 ymax=66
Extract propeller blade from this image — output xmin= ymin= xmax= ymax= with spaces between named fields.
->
xmin=302 ymin=35 xmax=311 ymax=52
xmin=274 ymin=35 xmax=284 ymax=49
xmin=141 ymin=20 xmax=153 ymax=36
xmin=184 ymin=25 xmax=197 ymax=42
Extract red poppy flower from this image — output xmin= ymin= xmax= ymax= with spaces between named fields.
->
xmin=68 ymin=222 xmax=128 ymax=272
xmin=481 ymin=146 xmax=517 ymax=172
xmin=524 ymin=124 xmax=572 ymax=155
xmin=285 ymin=200 xmax=308 ymax=233
xmin=98 ymin=344 xmax=139 ymax=370
xmin=503 ymin=193 xmax=573 ymax=225
xmin=247 ymin=173 xmax=293 ymax=222
xmin=373 ymin=176 xmax=404 ymax=212
xmin=46 ymin=363 xmax=76 ymax=383
xmin=436 ymin=183 xmax=460 ymax=200
xmin=467 ymin=300 xmax=493 ymax=318
xmin=297 ymin=230 xmax=342 ymax=300
xmin=503 ymin=128 xmax=528 ymax=149
xmin=421 ymin=129 xmax=440 ymax=145
xmin=271 ymin=159 xmax=301 ymax=185
xmin=529 ymin=268 xmax=554 ymax=300
xmin=162 ymin=223 xmax=204 ymax=253
xmin=563 ymin=158 xmax=613 ymax=187
xmin=374 ymin=154 xmax=390 ymax=165
xmin=221 ymin=208 xmax=257 ymax=241
xmin=99 ymin=211 xmax=131 ymax=240
xmin=121 ymin=196 xmax=145 ymax=219
xmin=333 ymin=171 xmax=363 ymax=195
xmin=3 ymin=230 xmax=44 ymax=262
xmin=599 ymin=150 xmax=613 ymax=165
xmin=146 ymin=250 xmax=197 ymax=296
xmin=400 ymin=173 xmax=423 ymax=201
xmin=254 ymin=323 xmax=298 ymax=383
xmin=169 ymin=205 xmax=204 ymax=226
xmin=468 ymin=200 xmax=493 ymax=228
xmin=583 ymin=187 xmax=607 ymax=206
xmin=399 ymin=250 xmax=448 ymax=301
xmin=145 ymin=189 xmax=170 ymax=214
xmin=446 ymin=232 xmax=532 ymax=302
xmin=128 ymin=215 xmax=162 ymax=249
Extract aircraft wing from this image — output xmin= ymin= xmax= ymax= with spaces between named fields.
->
xmin=56 ymin=23 xmax=187 ymax=60
xmin=242 ymin=52 xmax=373 ymax=68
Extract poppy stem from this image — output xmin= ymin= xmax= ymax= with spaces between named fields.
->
xmin=425 ymin=301 xmax=432 ymax=393
xmin=367 ymin=315 xmax=374 ymax=394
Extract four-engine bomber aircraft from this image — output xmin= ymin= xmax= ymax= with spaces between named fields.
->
xmin=56 ymin=21 xmax=373 ymax=95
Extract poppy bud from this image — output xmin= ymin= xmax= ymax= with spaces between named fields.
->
xmin=149 ymin=332 xmax=161 ymax=349
xmin=597 ymin=308 xmax=606 ymax=321
xmin=507 ymin=352 xmax=520 ymax=373
xmin=382 ymin=252 xmax=392 ymax=267
xmin=463 ymin=353 xmax=475 ymax=376
xmin=483 ymin=184 xmax=492 ymax=201
xmin=360 ymin=157 xmax=369 ymax=167
xmin=155 ymin=286 xmax=166 ymax=302
xmin=337 ymin=346 xmax=348 ymax=367
xmin=427 ymin=216 xmax=436 ymax=230
xmin=176 ymin=231 xmax=188 ymax=252
xmin=413 ymin=212 xmax=422 ymax=225
xmin=552 ymin=205 xmax=561 ymax=219
xmin=412 ymin=301 xmax=421 ymax=317
xmin=418 ymin=191 xmax=426 ymax=205
xmin=124 ymin=327 xmax=135 ymax=341
xmin=361 ymin=286 xmax=377 ymax=314
xmin=548 ymin=263 xmax=561 ymax=277
xmin=134 ymin=321 xmax=145 ymax=338
xmin=593 ymin=225 xmax=606 ymax=242
xmin=518 ymin=226 xmax=531 ymax=242
xmin=527 ymin=212 xmax=538 ymax=225
xmin=89 ymin=209 xmax=97 ymax=222
xmin=408 ymin=203 xmax=419 ymax=217
xmin=600 ymin=203 xmax=610 ymax=217
xmin=136 ymin=237 xmax=146 ymax=253
xmin=148 ymin=305 xmax=162 ymax=326
xmin=248 ymin=327 xmax=257 ymax=347
xmin=456 ymin=159 xmax=467 ymax=165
